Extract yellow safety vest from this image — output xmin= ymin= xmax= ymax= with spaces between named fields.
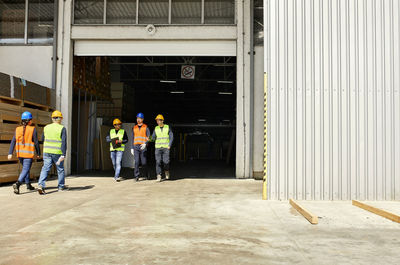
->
xmin=43 ymin=123 xmax=64 ymax=155
xmin=110 ymin=129 xmax=125 ymax=151
xmin=155 ymin=125 xmax=170 ymax=149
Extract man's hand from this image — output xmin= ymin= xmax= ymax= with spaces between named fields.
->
xmin=167 ymin=146 xmax=170 ymax=150
xmin=117 ymin=140 xmax=122 ymax=144
xmin=131 ymin=149 xmax=134 ymax=155
xmin=7 ymin=154 xmax=12 ymax=160
xmin=140 ymin=144 xmax=146 ymax=150
xmin=56 ymin=156 xmax=65 ymax=166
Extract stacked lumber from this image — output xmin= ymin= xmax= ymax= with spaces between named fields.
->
xmin=0 ymin=96 xmax=53 ymax=184
xmin=73 ymin=57 xmax=111 ymax=100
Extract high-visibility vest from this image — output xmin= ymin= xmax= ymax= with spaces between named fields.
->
xmin=154 ymin=125 xmax=170 ymax=149
xmin=133 ymin=124 xmax=148 ymax=145
xmin=43 ymin=123 xmax=64 ymax=155
xmin=15 ymin=125 xmax=35 ymax=158
xmin=110 ymin=129 xmax=125 ymax=151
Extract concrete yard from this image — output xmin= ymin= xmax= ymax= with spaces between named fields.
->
xmin=0 ymin=175 xmax=399 ymax=265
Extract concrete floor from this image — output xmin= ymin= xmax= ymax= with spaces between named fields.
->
xmin=0 ymin=176 xmax=399 ymax=265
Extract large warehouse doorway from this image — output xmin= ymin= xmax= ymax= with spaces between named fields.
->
xmin=71 ymin=56 xmax=237 ymax=179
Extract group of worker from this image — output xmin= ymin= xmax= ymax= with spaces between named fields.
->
xmin=8 ymin=110 xmax=66 ymax=195
xmin=7 ymin=110 xmax=173 ymax=195
xmin=107 ymin=113 xmax=173 ymax=182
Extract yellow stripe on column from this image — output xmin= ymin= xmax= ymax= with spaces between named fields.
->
xmin=262 ymin=73 xmax=268 ymax=200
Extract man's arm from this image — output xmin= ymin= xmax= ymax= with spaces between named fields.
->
xmin=169 ymin=127 xmax=173 ymax=147
xmin=146 ymin=127 xmax=150 ymax=143
xmin=33 ymin=128 xmax=41 ymax=156
xmin=152 ymin=130 xmax=157 ymax=142
xmin=61 ymin=127 xmax=67 ymax=156
xmin=122 ymin=131 xmax=129 ymax=144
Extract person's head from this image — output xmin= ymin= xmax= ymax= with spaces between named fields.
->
xmin=155 ymin=114 xmax=164 ymax=126
xmin=21 ymin=111 xmax=33 ymax=126
xmin=51 ymin=110 xmax=63 ymax=124
xmin=136 ymin=113 xmax=144 ymax=125
xmin=113 ymin=118 xmax=122 ymax=130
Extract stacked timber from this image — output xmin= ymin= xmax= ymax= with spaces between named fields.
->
xmin=73 ymin=56 xmax=111 ymax=100
xmin=0 ymin=96 xmax=53 ymax=184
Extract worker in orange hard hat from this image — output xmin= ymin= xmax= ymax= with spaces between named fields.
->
xmin=106 ymin=118 xmax=128 ymax=182
xmin=152 ymin=114 xmax=173 ymax=182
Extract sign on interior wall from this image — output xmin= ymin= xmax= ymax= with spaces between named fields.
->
xmin=181 ymin=65 xmax=195 ymax=80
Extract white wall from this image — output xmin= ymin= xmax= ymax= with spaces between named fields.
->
xmin=0 ymin=46 xmax=53 ymax=88
xmin=253 ymin=46 xmax=264 ymax=176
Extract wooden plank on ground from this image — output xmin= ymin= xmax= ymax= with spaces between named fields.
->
xmin=100 ymin=125 xmax=113 ymax=170
xmin=289 ymin=199 xmax=319 ymax=225
xmin=93 ymin=138 xmax=100 ymax=170
xmin=352 ymin=200 xmax=400 ymax=223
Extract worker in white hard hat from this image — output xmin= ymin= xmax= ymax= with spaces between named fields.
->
xmin=152 ymin=114 xmax=173 ymax=182
xmin=106 ymin=118 xmax=128 ymax=182
xmin=37 ymin=110 xmax=67 ymax=195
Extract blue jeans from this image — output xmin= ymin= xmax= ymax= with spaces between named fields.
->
xmin=110 ymin=151 xmax=123 ymax=179
xmin=38 ymin=153 xmax=65 ymax=188
xmin=18 ymin=158 xmax=33 ymax=184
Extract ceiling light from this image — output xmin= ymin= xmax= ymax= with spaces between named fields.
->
xmin=170 ymin=91 xmax=184 ymax=94
xmin=218 ymin=92 xmax=233 ymax=95
xmin=160 ymin=80 xmax=176 ymax=83
xmin=198 ymin=119 xmax=206 ymax=122
xmin=217 ymin=80 xmax=234 ymax=84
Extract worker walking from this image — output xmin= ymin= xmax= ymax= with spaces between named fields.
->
xmin=8 ymin=111 xmax=41 ymax=194
xmin=37 ymin=110 xmax=67 ymax=194
xmin=153 ymin=114 xmax=173 ymax=182
xmin=131 ymin=113 xmax=150 ymax=182
xmin=106 ymin=118 xmax=128 ymax=182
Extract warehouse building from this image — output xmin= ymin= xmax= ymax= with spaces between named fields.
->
xmin=0 ymin=0 xmax=399 ymax=200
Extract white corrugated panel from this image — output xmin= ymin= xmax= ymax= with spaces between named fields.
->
xmin=266 ymin=0 xmax=400 ymax=200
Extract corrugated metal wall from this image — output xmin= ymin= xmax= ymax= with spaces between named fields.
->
xmin=266 ymin=0 xmax=400 ymax=200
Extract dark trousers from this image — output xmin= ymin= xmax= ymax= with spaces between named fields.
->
xmin=134 ymin=145 xmax=147 ymax=178
xmin=155 ymin=148 xmax=170 ymax=176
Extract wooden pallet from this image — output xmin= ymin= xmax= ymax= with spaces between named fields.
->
xmin=0 ymin=96 xmax=52 ymax=184
xmin=0 ymin=96 xmax=54 ymax=112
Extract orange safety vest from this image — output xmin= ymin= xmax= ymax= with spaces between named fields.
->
xmin=15 ymin=125 xmax=35 ymax=158
xmin=133 ymin=124 xmax=148 ymax=145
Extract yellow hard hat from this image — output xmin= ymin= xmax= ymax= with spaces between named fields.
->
xmin=155 ymin=114 xmax=164 ymax=121
xmin=51 ymin=110 xmax=63 ymax=118
xmin=113 ymin=118 xmax=122 ymax=125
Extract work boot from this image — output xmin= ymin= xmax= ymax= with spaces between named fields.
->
xmin=12 ymin=181 xmax=21 ymax=195
xmin=58 ymin=186 xmax=69 ymax=192
xmin=165 ymin=171 xmax=170 ymax=180
xmin=37 ymin=185 xmax=46 ymax=195
xmin=156 ymin=174 xmax=162 ymax=182
xmin=135 ymin=177 xmax=139 ymax=182
xmin=26 ymin=183 xmax=35 ymax=191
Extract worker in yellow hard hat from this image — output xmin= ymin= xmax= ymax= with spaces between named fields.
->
xmin=37 ymin=110 xmax=67 ymax=194
xmin=106 ymin=118 xmax=128 ymax=182
xmin=152 ymin=114 xmax=173 ymax=182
